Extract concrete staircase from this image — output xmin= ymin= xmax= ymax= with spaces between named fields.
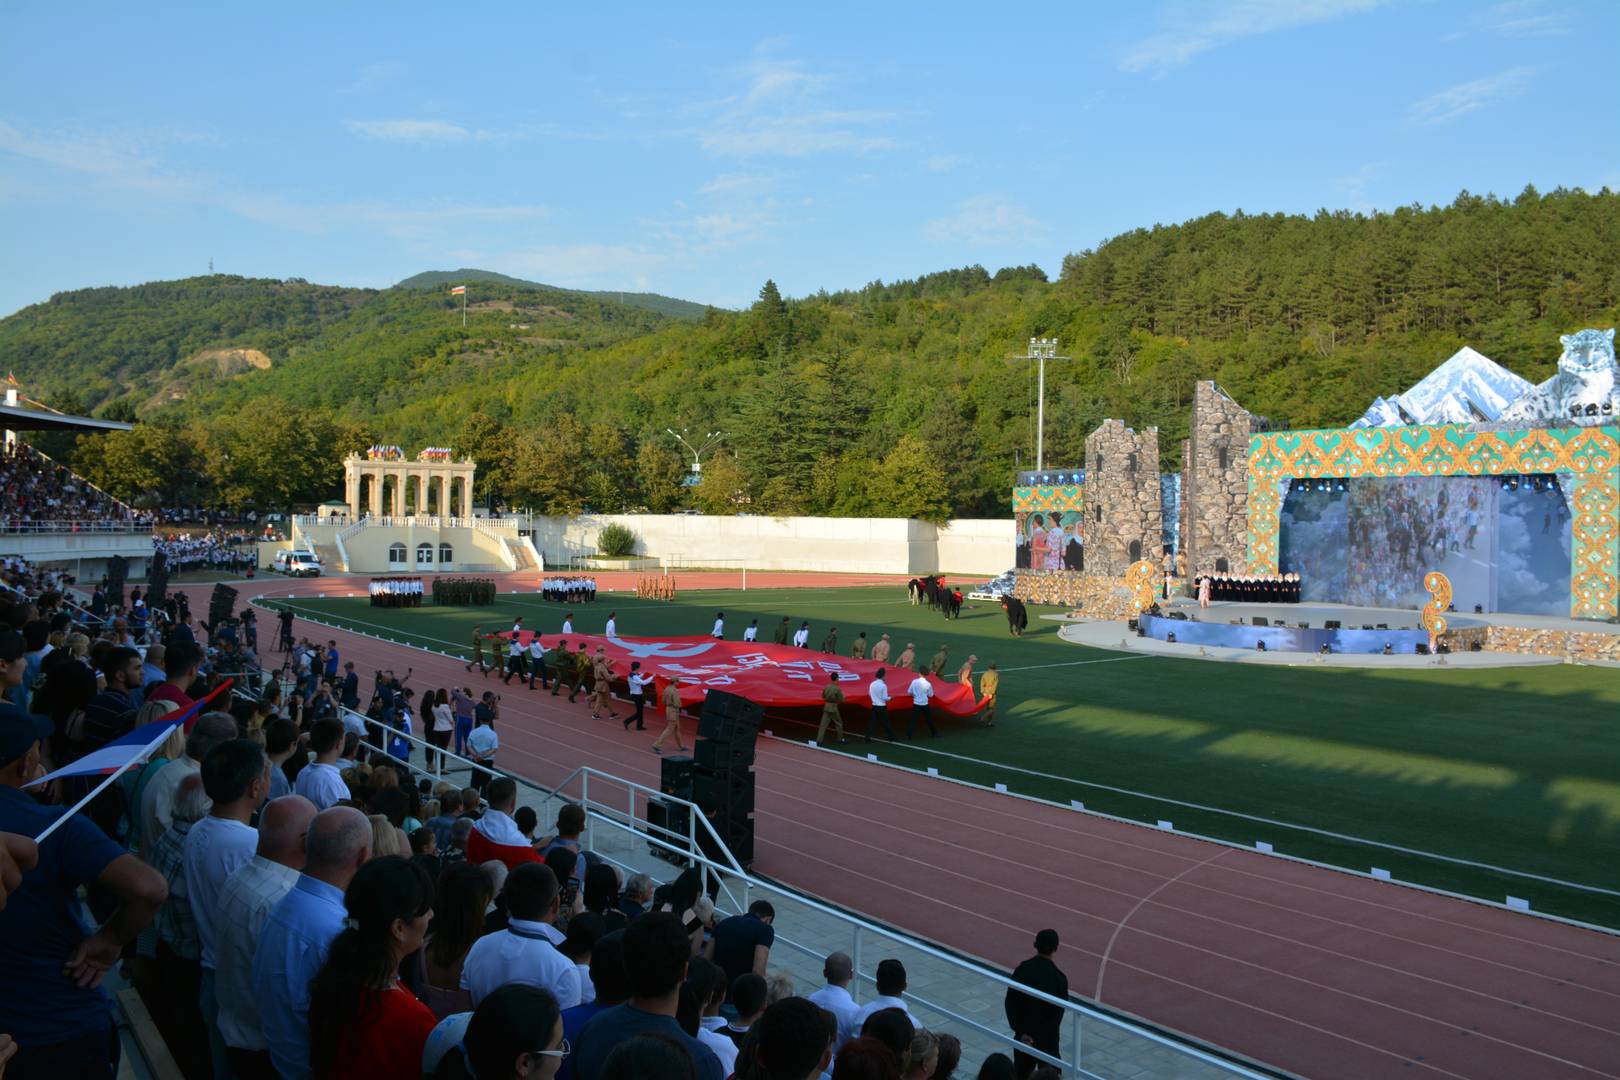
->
xmin=312 ymin=542 xmax=345 ymax=573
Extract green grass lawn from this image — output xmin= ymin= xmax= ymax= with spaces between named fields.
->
xmin=272 ymin=586 xmax=1620 ymax=927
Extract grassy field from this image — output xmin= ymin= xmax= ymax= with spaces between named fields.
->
xmin=273 ymin=585 xmax=1620 ymax=927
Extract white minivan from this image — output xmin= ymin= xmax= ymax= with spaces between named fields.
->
xmin=274 ymin=550 xmax=323 ymax=577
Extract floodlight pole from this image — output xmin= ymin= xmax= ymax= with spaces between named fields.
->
xmin=1022 ymin=337 xmax=1070 ymax=471
xmin=666 ymin=428 xmax=725 ymax=476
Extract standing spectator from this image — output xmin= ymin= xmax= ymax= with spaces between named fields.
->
xmin=263 ymin=717 xmax=300 ymax=801
xmin=147 ymin=775 xmax=212 ymax=1077
xmin=467 ymin=707 xmax=500 ymax=796
xmin=572 ymin=911 xmax=723 ymax=1080
xmin=465 ymin=777 xmax=542 ymax=869
xmin=252 ymin=806 xmax=373 ymax=1079
xmin=434 ymin=984 xmax=568 ymax=1080
xmin=139 ymin=713 xmax=237 ymax=870
xmin=806 ymin=951 xmax=861 ymax=1051
xmin=429 ymin=688 xmax=455 ymax=772
xmin=0 ymin=703 xmax=168 ymax=1078
xmin=851 ymin=960 xmax=917 ymax=1033
xmin=308 ymin=855 xmax=438 ymax=1078
xmin=712 ymin=900 xmax=775 ymax=987
xmin=460 ymin=863 xmax=580 ymax=1008
xmin=338 ymin=661 xmax=360 ymax=711
xmin=294 ymin=718 xmax=351 ymax=810
xmin=146 ymin=639 xmax=202 ymax=715
xmin=185 ymin=739 xmax=271 ymax=1078
xmin=720 ymin=973 xmax=768 ymax=1049
xmin=1004 ymin=929 xmax=1068 ymax=1077
xmin=415 ymin=861 xmax=492 ymax=1018
xmin=747 ymin=996 xmax=836 ymax=1080
xmin=451 ymin=687 xmax=476 ymax=757
xmin=214 ymin=795 xmax=318 ymax=1079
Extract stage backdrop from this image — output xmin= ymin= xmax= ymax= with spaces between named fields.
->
xmin=500 ymin=632 xmax=980 ymax=717
xmin=1278 ymin=475 xmax=1571 ymax=614
xmin=1012 ymin=477 xmax=1084 ymax=571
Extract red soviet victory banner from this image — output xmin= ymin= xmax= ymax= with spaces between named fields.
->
xmin=503 ymin=632 xmax=981 ymax=717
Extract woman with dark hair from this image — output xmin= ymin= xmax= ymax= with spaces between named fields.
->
xmin=429 ymin=687 xmax=455 ymax=771
xmin=974 ymin=1053 xmax=1014 ymax=1080
xmin=558 ymin=911 xmax=606 ymax=1005
xmin=308 ymin=855 xmax=437 ymax=1078
xmin=428 ymin=984 xmax=567 ymax=1080
xmin=931 ymin=1033 xmax=961 ymax=1080
xmin=582 ymin=862 xmax=626 ymax=931
xmin=414 ymin=861 xmax=493 ymax=1018
xmin=832 ymin=1036 xmax=901 ymax=1080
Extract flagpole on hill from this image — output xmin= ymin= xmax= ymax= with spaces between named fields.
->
xmin=451 ymin=283 xmax=468 ymax=327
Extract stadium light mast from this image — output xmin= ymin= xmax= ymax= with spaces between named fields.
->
xmin=666 ymin=428 xmax=725 ymax=475
xmin=1022 ymin=337 xmax=1070 ymax=471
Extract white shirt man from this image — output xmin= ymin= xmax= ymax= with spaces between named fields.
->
xmin=711 ymin=616 xmax=725 ymax=639
xmin=184 ymin=815 xmax=260 ymax=970
xmin=561 ymin=615 xmax=574 ymax=634
xmin=605 ymin=615 xmax=617 ymax=637
xmin=507 ymin=639 xmax=524 ymax=664
xmin=792 ymin=625 xmax=809 ymax=648
xmin=908 ymin=675 xmax=933 ymax=708
xmin=807 ymin=981 xmax=861 ymax=1051
xmin=527 ymin=637 xmax=545 ymax=667
xmin=215 ymin=853 xmax=301 ymax=1054
xmin=460 ymin=916 xmax=581 ymax=1008
xmin=294 ymin=762 xmax=349 ymax=811
xmin=851 ymin=993 xmax=916 ymax=1033
xmin=742 ymin=621 xmax=758 ymax=643
xmin=868 ymin=677 xmax=890 ymax=710
xmin=697 ymin=1017 xmax=739 ymax=1076
xmin=627 ymin=670 xmax=650 ymax=699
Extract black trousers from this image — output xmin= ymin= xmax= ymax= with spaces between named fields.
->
xmin=528 ymin=657 xmax=549 ymax=689
xmin=6 ymin=1019 xmax=120 ymax=1080
xmin=628 ymin=693 xmax=646 ymax=729
xmin=868 ymin=705 xmax=895 ymax=742
xmin=907 ymin=703 xmax=937 ymax=739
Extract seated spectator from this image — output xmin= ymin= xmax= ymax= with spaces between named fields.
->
xmin=971 ymin=1057 xmax=1012 ymax=1080
xmin=427 ymin=789 xmax=463 ymax=850
xmin=573 ymin=911 xmax=723 ymax=1080
xmin=743 ymin=996 xmax=836 ymax=1080
xmin=253 ymin=806 xmax=372 ymax=1079
xmin=687 ymin=957 xmax=738 ymax=1078
xmin=0 ymin=702 xmax=167 ymax=1078
xmin=561 ymin=928 xmax=630 ymax=1075
xmin=308 ymin=854 xmax=437 ymax=1078
xmin=445 ymin=817 xmax=473 ymax=864
xmin=583 ymin=862 xmax=627 ymax=932
xmin=932 ymin=1034 xmax=961 ymax=1080
xmin=465 ymin=777 xmax=542 ymax=869
xmin=598 ymin=1033 xmax=700 ymax=1080
xmin=414 ymin=862 xmax=492 ymax=1019
xmin=560 ymin=911 xmax=606 ymax=1005
xmin=859 ymin=1009 xmax=915 ymax=1063
xmin=807 ymin=952 xmax=861 ymax=1051
xmin=458 ymin=786 xmax=484 ymax=819
xmin=723 ymin=972 xmax=769 ymax=1049
xmin=545 ymin=846 xmax=584 ymax=928
xmin=766 ymin=971 xmax=796 ymax=1005
xmin=514 ymin=804 xmax=539 ymax=840
xmin=618 ymin=872 xmax=653 ymax=922
xmin=851 ymin=961 xmax=916 ymax=1033
xmin=713 ymin=899 xmax=775 ymax=990
xmin=427 ymin=983 xmax=567 ymax=1080
xmin=412 ymin=826 xmax=442 ymax=872
xmin=901 ymin=1031 xmax=938 ymax=1080
xmin=369 ymin=813 xmax=409 ymax=858
xmin=461 ymin=862 xmax=580 ymax=1008
xmin=832 ymin=1037 xmax=901 ymax=1080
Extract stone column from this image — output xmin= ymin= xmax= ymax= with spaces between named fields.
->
xmin=462 ymin=467 xmax=474 ymax=518
xmin=439 ymin=475 xmax=452 ymax=520
xmin=368 ymin=470 xmax=382 ymax=518
xmin=343 ymin=465 xmax=358 ymax=519
xmin=393 ymin=468 xmax=407 ymax=517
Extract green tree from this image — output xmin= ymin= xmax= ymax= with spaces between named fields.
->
xmin=635 ymin=438 xmax=688 ymax=512
xmin=869 ymin=435 xmax=951 ymax=523
xmin=73 ymin=424 xmax=191 ymax=503
xmin=455 ymin=410 xmax=515 ymax=505
xmin=691 ymin=452 xmax=750 ymax=515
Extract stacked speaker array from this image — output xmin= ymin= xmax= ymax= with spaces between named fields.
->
xmin=208 ymin=583 xmax=239 ymax=632
xmin=654 ymin=689 xmax=760 ymax=867
xmin=106 ymin=555 xmax=128 ymax=610
xmin=146 ymin=552 xmax=170 ymax=610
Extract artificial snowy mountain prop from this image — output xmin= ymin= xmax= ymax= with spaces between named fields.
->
xmin=1349 ymin=346 xmax=1533 ymax=428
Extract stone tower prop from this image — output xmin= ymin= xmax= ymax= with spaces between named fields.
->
xmin=1082 ymin=420 xmax=1162 ymax=576
xmin=1183 ymin=381 xmax=1266 ymax=576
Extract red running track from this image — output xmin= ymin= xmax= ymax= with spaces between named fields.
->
xmin=236 ymin=574 xmax=1620 ymax=1080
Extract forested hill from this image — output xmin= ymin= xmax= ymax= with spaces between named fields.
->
xmin=5 ymin=186 xmax=1616 ymax=521
xmin=395 ymin=268 xmax=712 ymax=320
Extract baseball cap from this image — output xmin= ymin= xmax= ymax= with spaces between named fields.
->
xmin=0 ymin=702 xmax=52 ymax=769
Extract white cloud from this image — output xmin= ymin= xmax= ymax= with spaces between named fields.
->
xmin=924 ymin=195 xmax=1044 ymax=248
xmin=345 ymin=118 xmax=474 ymax=143
xmin=1466 ymin=1 xmax=1571 ymax=38
xmin=924 ymin=153 xmax=966 ymax=173
xmin=691 ymin=49 xmax=899 ymax=159
xmin=1120 ymin=0 xmax=1391 ymax=73
xmin=0 ymin=120 xmax=197 ymax=195
xmin=697 ymin=172 xmax=775 ymax=195
xmin=1407 ymin=67 xmax=1534 ymax=125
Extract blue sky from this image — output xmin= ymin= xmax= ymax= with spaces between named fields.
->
xmin=2 ymin=1 xmax=1616 ymax=316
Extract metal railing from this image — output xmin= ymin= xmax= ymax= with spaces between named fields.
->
xmin=0 ymin=519 xmax=154 ymax=535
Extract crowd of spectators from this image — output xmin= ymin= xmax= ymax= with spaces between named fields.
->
xmin=155 ymin=531 xmax=257 ymax=575
xmin=0 ymin=559 xmax=1073 ymax=1080
xmin=0 ymin=443 xmax=148 ymax=531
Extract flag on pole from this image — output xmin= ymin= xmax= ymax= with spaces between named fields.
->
xmin=25 ymin=678 xmax=231 ymax=789
xmin=449 ymin=285 xmax=467 ymax=295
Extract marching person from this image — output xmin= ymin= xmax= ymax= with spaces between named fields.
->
xmin=870 ymin=633 xmax=892 ymax=663
xmin=850 ymin=632 xmax=868 ymax=660
xmin=561 ymin=612 xmax=574 ymax=635
xmin=895 ymin=642 xmax=916 ymax=671
xmin=957 ymin=654 xmax=977 ymax=686
xmin=651 ymin=677 xmax=686 ymax=755
xmin=929 ymin=644 xmax=949 ymax=676
xmin=526 ymin=633 xmax=549 ymax=691
xmin=466 ymin=625 xmax=486 ymax=675
xmin=549 ymin=640 xmax=572 ymax=698
xmin=866 ymin=668 xmax=896 ymax=742
xmin=820 ymin=626 xmax=839 ymax=654
xmin=772 ymin=617 xmax=792 ymax=646
xmin=711 ymin=612 xmax=725 ymax=640
xmin=978 ymin=662 xmax=999 ymax=727
xmin=792 ymin=622 xmax=810 ymax=649
xmin=567 ymin=643 xmax=592 ymax=705
xmin=625 ymin=662 xmax=649 ymax=732
xmin=906 ymin=672 xmax=938 ymax=739
xmin=502 ymin=635 xmax=526 ymax=685
xmin=590 ymin=649 xmax=615 ymax=721
xmin=742 ymin=619 xmax=758 ymax=643
xmin=605 ymin=612 xmax=618 ymax=638
xmin=816 ymin=673 xmax=846 ymax=745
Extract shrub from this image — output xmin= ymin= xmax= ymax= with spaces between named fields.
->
xmin=597 ymin=523 xmax=637 ymax=557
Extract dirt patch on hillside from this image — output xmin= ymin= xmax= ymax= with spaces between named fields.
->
xmin=193 ymin=348 xmax=273 ymax=375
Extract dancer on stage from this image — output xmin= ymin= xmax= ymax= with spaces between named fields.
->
xmin=1198 ymin=574 xmax=1211 ymax=609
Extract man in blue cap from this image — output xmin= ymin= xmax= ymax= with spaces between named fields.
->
xmin=0 ymin=702 xmax=169 ymax=1078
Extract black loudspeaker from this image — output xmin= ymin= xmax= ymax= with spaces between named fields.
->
xmin=106 ymin=555 xmax=128 ymax=609
xmin=1415 ymin=643 xmax=1429 ymax=655
xmin=697 ymin=691 xmax=763 ymax=743
xmin=146 ymin=552 xmax=169 ymax=609
xmin=722 ymin=817 xmax=754 ymax=865
xmin=1127 ymin=618 xmax=1139 ymax=631
xmin=646 ymin=800 xmax=691 ymax=865
xmin=208 ymin=583 xmax=238 ymax=629
xmin=694 ymin=739 xmax=755 ymax=770
xmin=1297 ymin=622 xmax=1308 ymax=629
xmin=1376 ymin=623 xmax=1389 ymax=631
xmin=1252 ymin=617 xmax=1268 ymax=627
xmin=659 ymin=755 xmax=696 ymax=799
xmin=1324 ymin=620 xmax=1341 ymax=630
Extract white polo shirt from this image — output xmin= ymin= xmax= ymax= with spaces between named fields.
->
xmin=908 ymin=676 xmax=933 ymax=707
xmin=868 ymin=679 xmax=890 ymax=708
xmin=460 ymin=917 xmax=580 ymax=1008
xmin=293 ymin=762 xmax=350 ymax=811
